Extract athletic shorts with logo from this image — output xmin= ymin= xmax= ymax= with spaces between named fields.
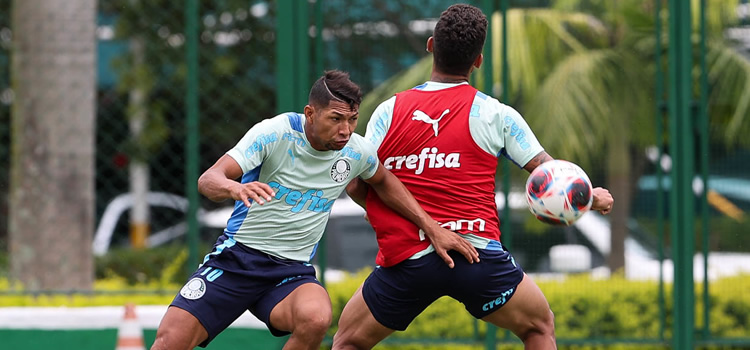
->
xmin=362 ymin=246 xmax=523 ymax=331
xmin=170 ymin=234 xmax=320 ymax=347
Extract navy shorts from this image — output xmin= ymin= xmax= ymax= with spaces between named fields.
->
xmin=170 ymin=234 xmax=320 ymax=347
xmin=362 ymin=246 xmax=523 ymax=331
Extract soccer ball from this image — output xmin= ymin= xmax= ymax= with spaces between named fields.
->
xmin=525 ymin=160 xmax=593 ymax=226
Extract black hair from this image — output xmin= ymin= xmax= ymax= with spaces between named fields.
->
xmin=432 ymin=4 xmax=488 ymax=76
xmin=308 ymin=70 xmax=362 ymax=111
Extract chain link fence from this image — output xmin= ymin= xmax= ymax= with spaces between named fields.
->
xmin=1 ymin=0 xmax=749 ymax=348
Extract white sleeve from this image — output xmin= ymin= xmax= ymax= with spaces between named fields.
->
xmin=358 ymin=141 xmax=380 ymax=180
xmin=364 ymin=96 xmax=396 ymax=149
xmin=469 ymin=98 xmax=544 ymax=167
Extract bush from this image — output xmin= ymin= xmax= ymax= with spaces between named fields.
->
xmin=2 ymin=254 xmax=748 ymax=349
xmin=326 ymin=272 xmax=750 ymax=349
xmin=94 ymin=243 xmax=210 ymax=285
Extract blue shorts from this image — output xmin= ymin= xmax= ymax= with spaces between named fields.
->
xmin=170 ymin=234 xmax=320 ymax=347
xmin=362 ymin=246 xmax=523 ymax=331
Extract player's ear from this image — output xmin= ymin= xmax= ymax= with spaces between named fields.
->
xmin=426 ymin=37 xmax=434 ymax=53
xmin=473 ymin=53 xmax=483 ymax=69
xmin=304 ymin=104 xmax=315 ymax=121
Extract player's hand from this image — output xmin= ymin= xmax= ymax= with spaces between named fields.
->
xmin=230 ymin=181 xmax=276 ymax=208
xmin=424 ymin=225 xmax=480 ymax=268
xmin=591 ymin=187 xmax=614 ymax=215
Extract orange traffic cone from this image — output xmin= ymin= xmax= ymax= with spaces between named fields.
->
xmin=116 ymin=303 xmax=146 ymax=350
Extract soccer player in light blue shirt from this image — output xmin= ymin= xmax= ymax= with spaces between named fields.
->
xmin=151 ymin=70 xmax=478 ymax=350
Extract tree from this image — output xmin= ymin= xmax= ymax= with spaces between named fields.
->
xmin=9 ymin=0 xmax=97 ymax=290
xmin=356 ymin=0 xmax=750 ymax=274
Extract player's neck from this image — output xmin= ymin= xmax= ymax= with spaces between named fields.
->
xmin=430 ymin=72 xmax=469 ymax=84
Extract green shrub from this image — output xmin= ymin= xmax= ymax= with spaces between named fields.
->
xmin=2 ymin=259 xmax=748 ymax=349
xmin=0 ymin=276 xmax=177 ymax=307
xmin=94 ymin=243 xmax=209 ymax=285
xmin=326 ymin=272 xmax=750 ymax=349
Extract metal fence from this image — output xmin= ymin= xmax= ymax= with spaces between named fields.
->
xmin=1 ymin=0 xmax=749 ymax=349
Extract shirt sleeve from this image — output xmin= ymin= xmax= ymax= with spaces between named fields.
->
xmin=226 ymin=117 xmax=282 ymax=173
xmin=469 ymin=98 xmax=544 ymax=168
xmin=364 ymin=96 xmax=396 ymax=149
xmin=356 ymin=138 xmax=379 ymax=180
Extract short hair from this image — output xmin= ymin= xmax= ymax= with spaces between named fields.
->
xmin=308 ymin=70 xmax=362 ymax=111
xmin=432 ymin=4 xmax=488 ymax=76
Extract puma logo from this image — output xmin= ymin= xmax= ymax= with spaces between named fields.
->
xmin=412 ymin=109 xmax=449 ymax=136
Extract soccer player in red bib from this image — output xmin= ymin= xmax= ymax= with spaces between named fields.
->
xmin=332 ymin=4 xmax=614 ymax=350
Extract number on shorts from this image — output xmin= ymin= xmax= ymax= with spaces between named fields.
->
xmin=200 ymin=267 xmax=224 ymax=282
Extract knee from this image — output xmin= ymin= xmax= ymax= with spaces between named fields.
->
xmin=521 ymin=308 xmax=555 ymax=340
xmin=293 ymin=308 xmax=332 ymax=338
xmin=150 ymin=327 xmax=179 ymax=350
xmin=331 ymin=331 xmax=355 ymax=350
xmin=540 ymin=309 xmax=555 ymax=333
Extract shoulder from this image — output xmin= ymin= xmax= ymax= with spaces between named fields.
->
xmin=373 ymin=96 xmax=396 ymax=114
xmin=264 ymin=112 xmax=304 ymax=132
xmin=471 ymin=94 xmax=529 ymax=127
xmin=244 ymin=113 xmax=301 ymax=135
xmin=365 ymin=96 xmax=396 ymax=145
xmin=237 ymin=113 xmax=303 ymax=151
xmin=347 ymin=134 xmax=377 ymax=154
xmin=345 ymin=134 xmax=379 ymax=176
xmin=472 ymin=93 xmax=508 ymax=118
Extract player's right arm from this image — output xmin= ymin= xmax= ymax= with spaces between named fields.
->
xmin=198 ymin=155 xmax=275 ymax=208
xmin=198 ymin=117 xmax=282 ymax=208
xmin=522 ymin=151 xmax=555 ymax=173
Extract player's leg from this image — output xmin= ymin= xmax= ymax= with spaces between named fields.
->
xmin=150 ymin=306 xmax=208 ymax=350
xmin=481 ymin=274 xmax=556 ymax=349
xmin=331 ymin=285 xmax=395 ymax=350
xmin=151 ymin=267 xmax=249 ymax=350
xmin=453 ymin=247 xmax=555 ymax=349
xmin=268 ymin=282 xmax=332 ymax=350
xmin=152 ymin=234 xmax=269 ymax=349
xmin=333 ymin=254 xmax=446 ymax=350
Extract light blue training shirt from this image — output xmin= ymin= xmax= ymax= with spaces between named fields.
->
xmin=222 ymin=113 xmax=379 ymax=262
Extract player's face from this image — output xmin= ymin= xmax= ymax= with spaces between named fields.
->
xmin=304 ymin=100 xmax=359 ymax=151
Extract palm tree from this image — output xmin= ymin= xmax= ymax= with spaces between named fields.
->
xmin=356 ymin=0 xmax=750 ymax=273
xmin=9 ymin=0 xmax=97 ymax=290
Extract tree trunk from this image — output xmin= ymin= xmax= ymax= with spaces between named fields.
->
xmin=129 ymin=36 xmax=150 ymax=249
xmin=9 ymin=0 xmax=97 ymax=291
xmin=606 ymin=127 xmax=632 ymax=273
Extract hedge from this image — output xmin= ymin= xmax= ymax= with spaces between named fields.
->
xmin=2 ymin=266 xmax=748 ymax=349
xmin=325 ymin=271 xmax=750 ymax=349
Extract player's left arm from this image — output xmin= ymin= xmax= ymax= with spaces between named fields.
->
xmin=362 ymin=163 xmax=480 ymax=267
xmin=523 ymin=151 xmax=614 ymax=215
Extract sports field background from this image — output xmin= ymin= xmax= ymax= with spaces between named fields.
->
xmin=0 ymin=0 xmax=749 ymax=349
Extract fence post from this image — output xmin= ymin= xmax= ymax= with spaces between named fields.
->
xmin=276 ymin=0 xmax=310 ymax=114
xmin=313 ymin=0 xmax=327 ymax=287
xmin=667 ymin=0 xmax=695 ymax=349
xmin=185 ymin=0 xmax=200 ymax=272
xmin=698 ymin=0 xmax=711 ymax=340
xmin=480 ymin=0 xmax=497 ymax=348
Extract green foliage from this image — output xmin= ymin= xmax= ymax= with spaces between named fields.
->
xmin=94 ymin=244 xmax=194 ymax=286
xmin=1 ymin=266 xmax=748 ymax=348
xmin=326 ymin=272 xmax=750 ymax=348
xmin=634 ymin=216 xmax=750 ymax=253
xmin=356 ymin=56 xmax=432 ymax=135
xmin=99 ymin=0 xmax=279 ymax=169
xmin=0 ymin=276 xmax=177 ymax=307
